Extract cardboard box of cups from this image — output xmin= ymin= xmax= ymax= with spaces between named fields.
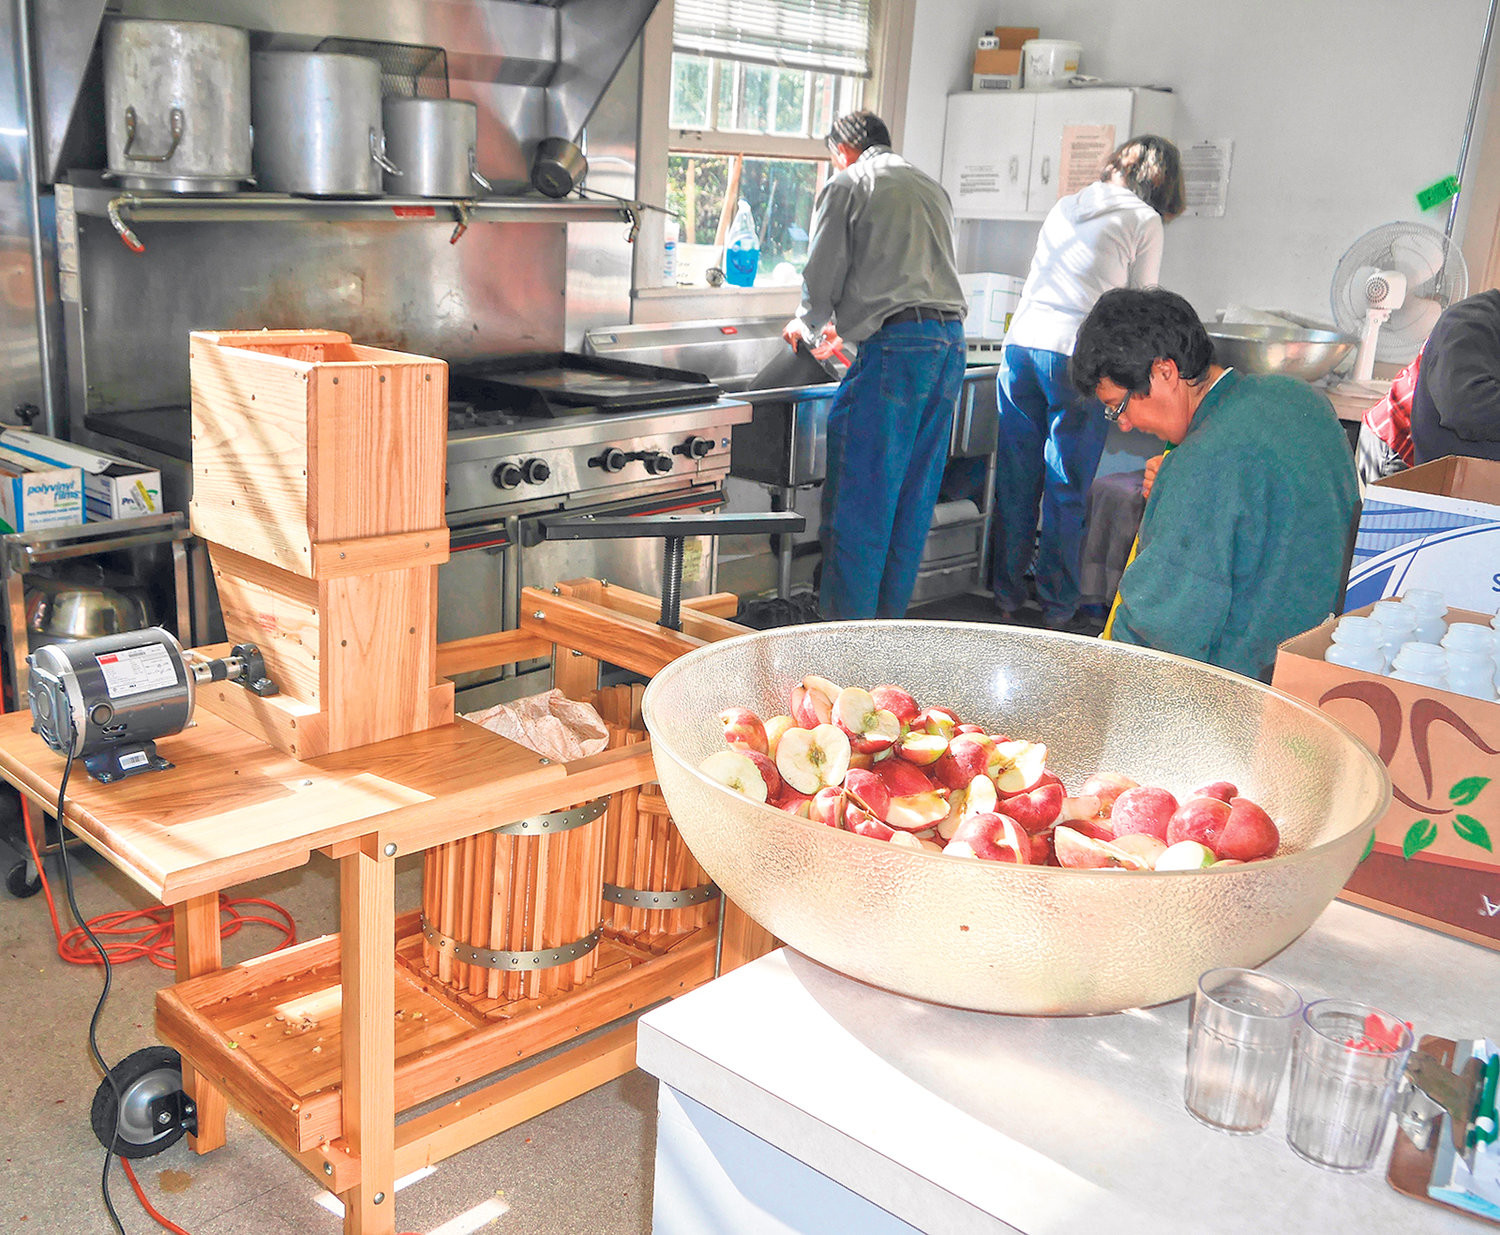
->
xmin=971 ymin=27 xmax=1037 ymax=91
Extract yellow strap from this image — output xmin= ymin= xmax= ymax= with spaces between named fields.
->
xmin=1101 ymin=445 xmax=1172 ymax=642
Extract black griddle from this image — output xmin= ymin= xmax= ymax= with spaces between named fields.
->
xmin=448 ymin=352 xmax=720 ymax=418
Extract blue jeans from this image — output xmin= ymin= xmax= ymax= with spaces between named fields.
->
xmin=991 ymin=344 xmax=1108 ymax=623
xmin=821 ymin=319 xmax=965 ymax=619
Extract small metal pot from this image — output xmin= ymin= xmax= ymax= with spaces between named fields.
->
xmin=103 ymin=18 xmax=252 ymax=193
xmin=251 ymin=52 xmax=398 ymax=197
xmin=531 ymin=137 xmax=587 ymax=198
xmin=26 ymin=586 xmax=150 ymax=645
xmin=382 ymin=98 xmax=491 ymax=198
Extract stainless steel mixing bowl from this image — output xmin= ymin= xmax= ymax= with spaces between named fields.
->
xmin=642 ymin=622 xmax=1390 ymax=1015
xmin=1207 ymin=323 xmax=1359 ymax=382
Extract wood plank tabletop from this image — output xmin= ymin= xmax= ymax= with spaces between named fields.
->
xmin=0 ymin=709 xmax=561 ymax=905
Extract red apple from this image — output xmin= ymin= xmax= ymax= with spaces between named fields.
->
xmin=954 ymin=723 xmax=987 ymax=735
xmin=1215 ymin=797 xmax=1280 ymax=862
xmin=1165 ymin=795 xmax=1232 ymax=850
xmin=770 ymin=787 xmax=813 ymax=817
xmin=870 ymin=685 xmax=920 ymax=728
xmin=997 ymin=780 xmax=1064 ymax=833
xmin=1111 ymin=786 xmax=1180 ymax=842
xmin=1192 ymin=780 xmax=1239 ymax=803
xmin=844 ymin=767 xmax=892 ymax=819
xmin=1079 ymin=771 xmax=1139 ymax=815
xmin=844 ymin=801 xmax=896 ymax=841
xmin=808 ymin=786 xmax=846 ymax=827
xmin=717 ymin=706 xmax=768 ymax=754
xmin=934 ymin=732 xmax=996 ymax=789
xmin=789 ymin=674 xmax=840 ymax=729
xmin=875 ymin=760 xmax=937 ymax=797
xmin=913 ymin=706 xmax=959 ymax=738
xmin=943 ymin=811 xmax=1031 ymax=863
xmin=741 ymin=750 xmax=782 ymax=799
xmin=833 ymin=686 xmax=902 ymax=754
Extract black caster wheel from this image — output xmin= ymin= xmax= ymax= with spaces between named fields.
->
xmin=5 ymin=860 xmax=41 ymax=898
xmin=90 ymin=1046 xmax=196 ymax=1159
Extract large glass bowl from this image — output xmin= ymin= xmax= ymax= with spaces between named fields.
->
xmin=641 ymin=621 xmax=1390 ymax=1015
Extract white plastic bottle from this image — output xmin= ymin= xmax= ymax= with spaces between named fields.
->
xmin=1388 ymin=641 xmax=1449 ymax=689
xmin=1444 ymin=650 xmax=1498 ymax=701
xmin=661 ymin=218 xmax=680 ymax=287
xmin=1370 ymin=601 xmax=1419 ymax=666
xmin=1399 ymin=588 xmax=1449 ymax=645
xmin=1324 ymin=615 xmax=1388 ymax=674
xmin=1441 ymin=622 xmax=1496 ymax=657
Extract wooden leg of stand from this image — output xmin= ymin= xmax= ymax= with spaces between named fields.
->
xmin=173 ymin=894 xmax=227 ymax=1153
xmin=340 ymin=846 xmax=396 ymax=1235
xmin=719 ymin=898 xmax=775 ymax=974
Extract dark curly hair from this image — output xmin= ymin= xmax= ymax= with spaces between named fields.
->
xmin=1100 ymin=135 xmax=1185 ymax=219
xmin=827 ymin=111 xmax=891 ymax=155
xmin=1070 ymin=288 xmax=1214 ymax=396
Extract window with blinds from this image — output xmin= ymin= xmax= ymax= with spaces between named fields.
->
xmin=665 ymin=0 xmax=877 ymax=288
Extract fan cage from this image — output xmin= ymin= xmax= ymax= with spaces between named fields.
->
xmin=1330 ymin=222 xmax=1470 ymax=363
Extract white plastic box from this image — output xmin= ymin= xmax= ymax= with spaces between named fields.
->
xmin=958 ymin=273 xmax=1025 ymax=339
xmin=0 ymin=429 xmax=163 ymax=522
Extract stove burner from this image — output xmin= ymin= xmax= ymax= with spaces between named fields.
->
xmin=448 ymin=401 xmax=519 ymax=432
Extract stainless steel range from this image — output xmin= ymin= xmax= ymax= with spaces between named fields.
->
xmin=438 ymin=353 xmax=751 ymax=709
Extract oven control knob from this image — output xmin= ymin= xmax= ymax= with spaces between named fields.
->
xmin=521 ymin=458 xmax=551 ymax=485
xmin=491 ymin=461 xmax=523 ymax=490
xmin=674 ymin=436 xmax=715 ymax=460
xmin=590 ymin=448 xmax=627 ymax=473
xmin=642 ymin=452 xmax=674 ymax=475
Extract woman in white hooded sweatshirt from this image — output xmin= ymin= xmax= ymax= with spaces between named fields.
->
xmin=991 ymin=135 xmax=1184 ymax=630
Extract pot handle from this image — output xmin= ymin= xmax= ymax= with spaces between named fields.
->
xmin=468 ymin=149 xmax=493 ymax=194
xmin=123 ymin=106 xmax=184 ymax=164
xmin=370 ymin=129 xmax=402 ymax=177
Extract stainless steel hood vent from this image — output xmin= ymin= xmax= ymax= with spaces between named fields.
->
xmin=32 ymin=0 xmax=659 ymax=185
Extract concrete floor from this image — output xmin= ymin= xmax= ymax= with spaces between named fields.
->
xmin=0 ymin=587 xmax=1038 ymax=1235
xmin=0 ymin=844 xmax=658 ymax=1235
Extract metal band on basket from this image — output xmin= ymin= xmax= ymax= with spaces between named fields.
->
xmin=602 ymin=880 xmax=719 ymax=909
xmin=420 ymin=916 xmax=602 ymax=971
xmin=490 ymin=795 xmax=609 ymax=836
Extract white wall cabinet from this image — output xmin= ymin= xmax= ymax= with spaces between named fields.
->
xmin=941 ymin=88 xmax=1176 ymax=221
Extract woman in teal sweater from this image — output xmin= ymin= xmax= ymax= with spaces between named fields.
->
xmin=1070 ymin=289 xmax=1359 ymax=681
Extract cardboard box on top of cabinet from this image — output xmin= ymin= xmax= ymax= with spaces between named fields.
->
xmin=971 ymin=26 xmax=1037 ymax=89
xmin=1344 ymin=455 xmax=1500 ymax=615
xmin=1271 ymin=603 xmax=1500 ymax=951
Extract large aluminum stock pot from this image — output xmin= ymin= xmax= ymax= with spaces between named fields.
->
xmin=642 ymin=621 xmax=1390 ymax=1015
xmin=251 ymin=52 xmax=397 ymax=197
xmin=103 ymin=18 xmax=251 ymax=192
xmin=382 ymin=98 xmax=491 ymax=198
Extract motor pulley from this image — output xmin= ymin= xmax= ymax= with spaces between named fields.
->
xmin=27 ymin=627 xmax=276 ymax=782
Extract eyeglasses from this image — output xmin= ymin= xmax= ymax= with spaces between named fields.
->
xmin=1103 ymin=391 xmax=1132 ymax=423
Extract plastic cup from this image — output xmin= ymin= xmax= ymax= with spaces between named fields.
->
xmin=1184 ymin=968 xmax=1303 ymax=1134
xmin=1285 ymin=999 xmax=1414 ymax=1172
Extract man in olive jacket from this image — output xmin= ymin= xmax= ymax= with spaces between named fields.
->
xmin=1071 ymin=288 xmax=1359 ymax=681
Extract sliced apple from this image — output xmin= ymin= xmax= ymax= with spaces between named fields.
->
xmin=743 ymin=750 xmax=783 ymax=799
xmin=843 ymin=767 xmax=892 ymax=819
xmin=775 ymin=723 xmax=852 ymax=795
xmin=937 ymin=786 xmax=967 ymax=840
xmin=887 ymin=830 xmax=924 ymax=850
xmin=808 ymin=786 xmax=846 ymax=827
xmin=699 ymin=750 xmax=769 ymax=803
xmin=832 ymin=686 xmax=902 ymax=754
xmin=896 ymin=731 xmax=949 ymax=766
xmin=886 ymin=791 xmax=951 ymax=832
xmin=763 ymin=714 xmax=796 ymax=758
xmin=944 ymin=811 xmax=1031 ymax=863
xmin=1058 ymin=794 xmax=1103 ymax=823
xmin=991 ymin=739 xmax=1048 ymax=793
xmin=997 ymin=780 xmax=1063 ymax=833
xmin=717 ymin=706 xmax=768 ymax=754
xmin=844 ymin=801 xmax=896 ymax=841
xmin=962 ymin=773 xmax=999 ymax=819
xmin=1154 ymin=840 xmax=1217 ymax=870
xmin=790 ymin=674 xmax=841 ymax=728
xmin=870 ymin=685 xmax=920 ymax=728
xmin=913 ymin=706 xmax=959 ymax=739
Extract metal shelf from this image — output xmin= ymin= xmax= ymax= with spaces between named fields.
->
xmin=63 ymin=179 xmax=636 ymax=227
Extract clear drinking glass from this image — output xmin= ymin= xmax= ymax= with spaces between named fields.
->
xmin=1184 ymin=967 xmax=1303 ymax=1134
xmin=1285 ymin=998 xmax=1414 ymax=1172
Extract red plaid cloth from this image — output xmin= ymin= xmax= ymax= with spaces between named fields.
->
xmin=1360 ymin=350 xmax=1423 ymax=465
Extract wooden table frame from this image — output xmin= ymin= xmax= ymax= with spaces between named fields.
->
xmin=0 ymin=581 xmax=772 ymax=1235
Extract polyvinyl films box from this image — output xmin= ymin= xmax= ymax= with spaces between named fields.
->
xmin=0 ymin=429 xmax=163 ymax=521
xmin=1344 ymin=455 xmax=1500 ymax=616
xmin=0 ymin=443 xmax=83 ymax=532
xmin=1271 ymin=603 xmax=1500 ymax=950
xmin=971 ymin=26 xmax=1037 ymax=87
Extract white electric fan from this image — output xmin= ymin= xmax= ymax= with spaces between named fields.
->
xmin=1331 ymin=222 xmax=1469 ymax=381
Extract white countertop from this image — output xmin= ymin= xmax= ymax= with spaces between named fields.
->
xmin=637 ymin=902 xmax=1496 ymax=1235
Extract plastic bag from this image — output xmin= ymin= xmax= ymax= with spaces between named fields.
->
xmin=724 ymin=200 xmax=760 ymax=288
xmin=463 ymin=689 xmax=609 ymax=763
